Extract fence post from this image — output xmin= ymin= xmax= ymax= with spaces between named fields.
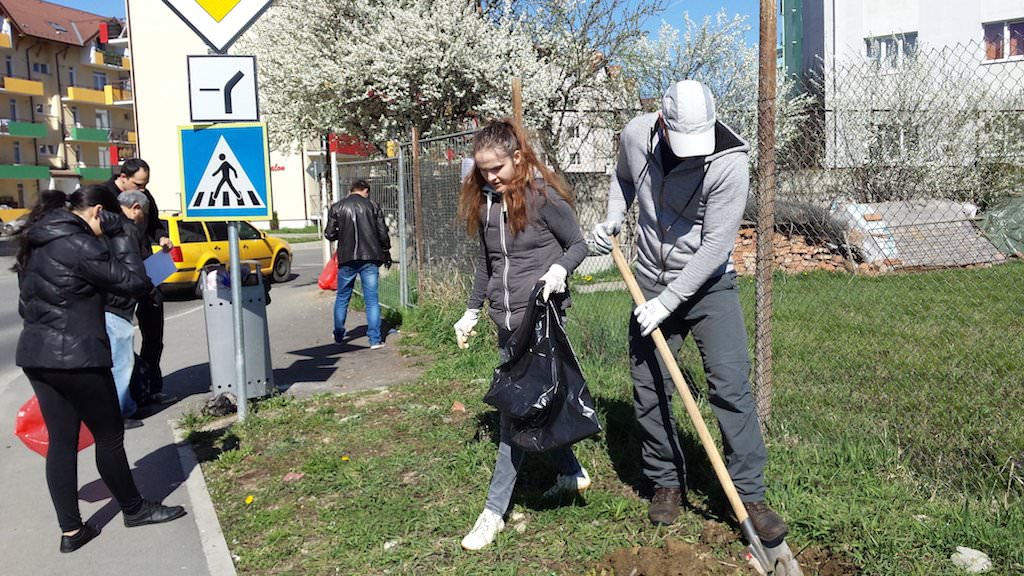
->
xmin=754 ymin=0 xmax=778 ymax=429
xmin=396 ymin=144 xmax=410 ymax=307
xmin=512 ymin=77 xmax=523 ymax=124
xmin=411 ymin=127 xmax=425 ymax=299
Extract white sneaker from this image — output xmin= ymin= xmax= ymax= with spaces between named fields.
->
xmin=542 ymin=466 xmax=591 ymax=499
xmin=461 ymin=509 xmax=505 ymax=551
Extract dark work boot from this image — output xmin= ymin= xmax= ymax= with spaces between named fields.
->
xmin=648 ymin=486 xmax=683 ymax=525
xmin=123 ymin=500 xmax=187 ymax=527
xmin=744 ymin=501 xmax=789 ymax=545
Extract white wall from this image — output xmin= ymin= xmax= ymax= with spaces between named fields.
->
xmin=126 ymin=0 xmax=315 ymax=226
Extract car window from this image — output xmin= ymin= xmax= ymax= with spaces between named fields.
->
xmin=239 ymin=222 xmax=262 ymax=240
xmin=177 ymin=221 xmax=208 ymax=243
xmin=206 ymin=221 xmax=229 ymax=241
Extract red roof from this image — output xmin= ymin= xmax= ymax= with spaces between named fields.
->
xmin=0 ymin=0 xmax=120 ymax=47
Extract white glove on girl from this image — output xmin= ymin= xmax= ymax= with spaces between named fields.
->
xmin=538 ymin=264 xmax=568 ymax=302
xmin=453 ymin=308 xmax=480 ymax=349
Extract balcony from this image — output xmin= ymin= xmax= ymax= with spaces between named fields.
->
xmin=0 ymin=118 xmax=48 ymax=138
xmin=65 ymin=125 xmax=111 ymax=143
xmin=1 ymin=77 xmax=44 ymax=96
xmin=76 ymin=165 xmax=115 ymax=182
xmin=0 ymin=160 xmax=49 ymax=180
xmin=108 ymin=128 xmax=137 ymax=144
xmin=0 ymin=18 xmax=11 ymax=49
xmin=104 ymin=84 xmax=133 ymax=106
xmin=86 ymin=47 xmax=129 ymax=70
xmin=63 ymin=86 xmax=107 ymax=105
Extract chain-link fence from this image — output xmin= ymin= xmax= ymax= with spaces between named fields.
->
xmin=336 ymin=43 xmax=1022 ymax=432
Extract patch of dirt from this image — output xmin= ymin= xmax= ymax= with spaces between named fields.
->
xmin=597 ymin=538 xmax=750 ymax=576
xmin=596 ymin=534 xmax=862 ymax=576
xmin=794 ymin=545 xmax=861 ymax=575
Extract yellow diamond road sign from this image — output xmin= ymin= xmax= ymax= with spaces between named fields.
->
xmin=162 ymin=0 xmax=272 ymax=53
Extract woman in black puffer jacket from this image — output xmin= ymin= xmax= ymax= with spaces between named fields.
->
xmin=14 ymin=186 xmax=186 ymax=553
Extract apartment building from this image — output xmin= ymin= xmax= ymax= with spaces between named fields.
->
xmin=0 ymin=0 xmax=133 ymax=208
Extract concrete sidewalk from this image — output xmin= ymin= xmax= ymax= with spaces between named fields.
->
xmin=0 ymin=245 xmax=423 ymax=576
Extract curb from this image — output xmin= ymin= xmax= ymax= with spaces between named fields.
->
xmin=171 ymin=421 xmax=238 ymax=576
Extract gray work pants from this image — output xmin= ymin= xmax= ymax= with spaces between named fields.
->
xmin=483 ymin=320 xmax=583 ymax=516
xmin=630 ymin=272 xmax=767 ymax=501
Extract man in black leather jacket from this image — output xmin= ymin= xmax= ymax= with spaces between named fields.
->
xmin=324 ymin=179 xmax=392 ymax=349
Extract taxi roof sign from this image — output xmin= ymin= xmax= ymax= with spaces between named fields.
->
xmin=162 ymin=0 xmax=272 ymax=53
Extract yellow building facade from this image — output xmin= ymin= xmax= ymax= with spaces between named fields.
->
xmin=0 ymin=0 xmax=134 ymax=209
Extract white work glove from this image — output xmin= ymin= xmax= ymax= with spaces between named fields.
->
xmin=591 ymin=219 xmax=622 ymax=255
xmin=453 ymin=308 xmax=480 ymax=349
xmin=634 ymin=297 xmax=671 ymax=337
xmin=538 ymin=264 xmax=567 ymax=302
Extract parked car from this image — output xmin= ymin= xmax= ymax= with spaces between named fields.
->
xmin=155 ymin=215 xmax=292 ymax=292
xmin=1 ymin=213 xmax=28 ymax=236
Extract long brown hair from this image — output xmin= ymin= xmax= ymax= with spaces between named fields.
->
xmin=458 ymin=119 xmax=572 ymax=237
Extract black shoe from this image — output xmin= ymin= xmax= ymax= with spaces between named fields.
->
xmin=648 ymin=486 xmax=683 ymax=525
xmin=60 ymin=524 xmax=100 ymax=553
xmin=124 ymin=418 xmax=144 ymax=430
xmin=744 ymin=501 xmax=789 ymax=545
xmin=148 ymin=392 xmax=178 ymax=404
xmin=123 ymin=500 xmax=187 ymax=527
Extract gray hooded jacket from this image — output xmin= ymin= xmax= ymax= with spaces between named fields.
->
xmin=607 ymin=114 xmax=750 ymax=312
xmin=467 ymin=182 xmax=587 ymax=331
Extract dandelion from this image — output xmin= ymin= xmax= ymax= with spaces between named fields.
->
xmin=244 ymin=495 xmax=255 ymax=505
xmin=583 ymin=275 xmax=593 ymax=282
xmin=341 ymin=455 xmax=350 ymax=461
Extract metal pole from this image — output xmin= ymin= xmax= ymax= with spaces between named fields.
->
xmin=228 ymin=221 xmax=247 ymax=421
xmin=396 ymin=144 xmax=409 ymax=307
xmin=319 ymin=136 xmax=332 ymax=265
xmin=754 ymin=0 xmax=778 ymax=429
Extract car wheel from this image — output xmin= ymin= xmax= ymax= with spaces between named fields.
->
xmin=272 ymin=251 xmax=291 ymax=283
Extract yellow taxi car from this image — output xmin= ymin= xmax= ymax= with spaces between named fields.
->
xmin=154 ymin=215 xmax=292 ymax=291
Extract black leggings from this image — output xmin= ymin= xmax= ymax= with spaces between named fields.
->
xmin=25 ymin=367 xmax=144 ymax=532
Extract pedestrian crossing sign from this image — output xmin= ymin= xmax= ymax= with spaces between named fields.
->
xmin=179 ymin=122 xmax=272 ymax=220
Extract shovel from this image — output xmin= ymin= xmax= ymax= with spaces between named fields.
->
xmin=609 ymin=236 xmax=774 ymax=574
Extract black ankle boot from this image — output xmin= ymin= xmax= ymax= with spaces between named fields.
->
xmin=60 ymin=524 xmax=100 ymax=553
xmin=123 ymin=499 xmax=187 ymax=527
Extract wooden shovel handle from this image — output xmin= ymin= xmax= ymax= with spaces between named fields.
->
xmin=609 ymin=235 xmax=750 ymax=524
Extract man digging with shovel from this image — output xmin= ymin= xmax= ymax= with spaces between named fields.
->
xmin=592 ymin=80 xmax=801 ymax=575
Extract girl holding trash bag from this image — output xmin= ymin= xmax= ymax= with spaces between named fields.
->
xmin=13 ymin=187 xmax=187 ymax=553
xmin=454 ymin=120 xmax=591 ymax=550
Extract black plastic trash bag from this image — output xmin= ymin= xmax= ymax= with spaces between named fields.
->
xmin=483 ymin=283 xmax=601 ymax=452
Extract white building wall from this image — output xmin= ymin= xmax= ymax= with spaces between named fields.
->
xmin=126 ymin=0 xmax=315 ymax=226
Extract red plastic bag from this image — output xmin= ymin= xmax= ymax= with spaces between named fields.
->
xmin=318 ymin=252 xmax=338 ymax=291
xmin=14 ymin=395 xmax=95 ymax=458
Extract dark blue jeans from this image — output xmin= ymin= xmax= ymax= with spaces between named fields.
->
xmin=334 ymin=260 xmax=382 ymax=345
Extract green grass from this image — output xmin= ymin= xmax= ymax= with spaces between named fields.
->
xmin=192 ymin=261 xmax=1024 ymax=575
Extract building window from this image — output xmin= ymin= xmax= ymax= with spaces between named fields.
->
xmin=71 ymin=106 xmax=80 ymax=126
xmin=98 ymin=146 xmax=111 ymax=168
xmin=38 ymin=144 xmax=56 ymax=156
xmin=31 ymin=62 xmax=50 ymax=74
xmin=4 ymin=56 xmax=11 ymax=77
xmin=68 ymin=66 xmax=76 ymax=86
xmin=34 ymin=103 xmax=43 ymax=114
xmin=75 ymin=145 xmax=83 ymax=166
xmin=92 ymin=72 xmax=107 ymax=90
xmin=865 ymin=32 xmax=918 ymax=68
xmin=570 ymin=152 xmax=579 ymax=165
xmin=12 ymin=141 xmax=21 ymax=164
xmin=984 ymin=20 xmax=1024 ymax=61
xmin=8 ymin=98 xmax=15 ymax=121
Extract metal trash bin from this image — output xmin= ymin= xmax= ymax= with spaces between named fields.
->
xmin=201 ymin=261 xmax=273 ymax=399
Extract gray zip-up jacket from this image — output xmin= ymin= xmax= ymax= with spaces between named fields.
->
xmin=468 ymin=182 xmax=587 ymax=331
xmin=607 ymin=114 xmax=750 ymax=312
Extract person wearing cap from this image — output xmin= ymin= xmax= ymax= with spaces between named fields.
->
xmin=591 ymin=80 xmax=789 ymax=542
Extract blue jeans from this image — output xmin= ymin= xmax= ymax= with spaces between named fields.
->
xmin=104 ymin=312 xmax=137 ymax=417
xmin=334 ymin=260 xmax=382 ymax=345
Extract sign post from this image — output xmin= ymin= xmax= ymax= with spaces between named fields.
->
xmin=179 ymin=123 xmax=272 ymax=420
xmin=151 ymin=0 xmax=272 ymax=421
